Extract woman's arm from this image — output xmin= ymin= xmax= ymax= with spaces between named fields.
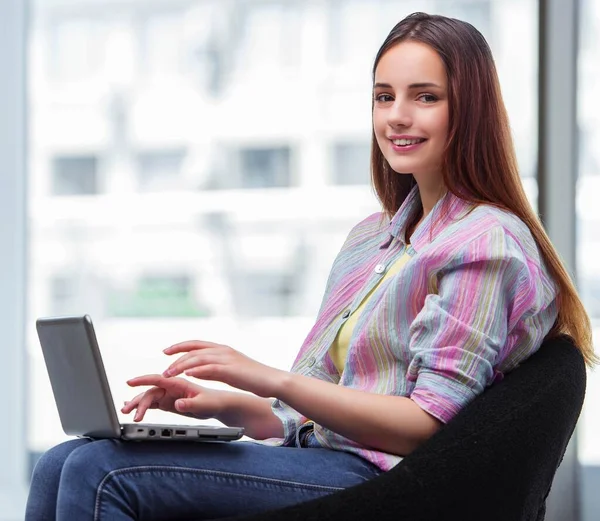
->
xmin=275 ymin=372 xmax=441 ymax=455
xmin=163 ymin=341 xmax=441 ymax=456
xmin=216 ymin=392 xmax=284 ymax=440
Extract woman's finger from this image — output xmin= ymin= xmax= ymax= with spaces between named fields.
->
xmin=127 ymin=374 xmax=192 ymax=393
xmin=163 ymin=354 xmax=203 ymax=376
xmin=121 ymin=391 xmax=146 ymax=414
xmin=126 ymin=374 xmax=200 ymax=399
xmin=163 ymin=340 xmax=222 ymax=355
xmin=163 ymin=353 xmax=222 ymax=377
xmin=160 ymin=351 xmax=198 ymax=371
xmin=127 ymin=374 xmax=167 ymax=387
xmin=134 ymin=388 xmax=164 ymax=422
xmin=184 ymin=364 xmax=222 ymax=382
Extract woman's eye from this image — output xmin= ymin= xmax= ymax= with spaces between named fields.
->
xmin=374 ymin=94 xmax=393 ymax=103
xmin=418 ymin=94 xmax=438 ymax=103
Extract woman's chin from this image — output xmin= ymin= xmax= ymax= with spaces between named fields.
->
xmin=387 ymin=162 xmax=418 ymax=175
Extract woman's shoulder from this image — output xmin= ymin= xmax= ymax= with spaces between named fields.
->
xmin=344 ymin=211 xmax=388 ymax=243
xmin=452 ymin=203 xmax=533 ymax=243
xmin=351 ymin=211 xmax=387 ymax=231
xmin=448 ymin=203 xmax=541 ymax=264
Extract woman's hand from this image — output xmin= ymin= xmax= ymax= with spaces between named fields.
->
xmin=122 ymin=375 xmax=225 ymax=422
xmin=162 ymin=340 xmax=287 ymax=398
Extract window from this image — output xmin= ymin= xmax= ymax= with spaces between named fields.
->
xmin=332 ymin=142 xmax=371 ymax=185
xmin=235 ymin=271 xmax=296 ymax=317
xmin=49 ymin=275 xmax=76 ymax=316
xmin=210 ymin=146 xmax=293 ymax=190
xmin=48 ymin=269 xmax=106 ymax=318
xmin=137 ymin=149 xmax=187 ymax=192
xmin=107 ymin=274 xmax=208 ymax=318
xmin=239 ymin=147 xmax=292 ymax=189
xmin=51 ymin=154 xmax=99 ymax=195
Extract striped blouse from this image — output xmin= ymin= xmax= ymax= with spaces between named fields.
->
xmin=266 ymin=186 xmax=558 ymax=471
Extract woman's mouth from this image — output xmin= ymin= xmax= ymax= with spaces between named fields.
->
xmin=389 ymin=137 xmax=427 ymax=152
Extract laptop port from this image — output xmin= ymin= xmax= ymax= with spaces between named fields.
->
xmin=175 ymin=429 xmax=186 ymax=436
xmin=161 ymin=429 xmax=172 ymax=437
xmin=148 ymin=429 xmax=156 ymax=437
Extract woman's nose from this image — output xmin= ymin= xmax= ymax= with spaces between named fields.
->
xmin=388 ymin=101 xmax=412 ymax=128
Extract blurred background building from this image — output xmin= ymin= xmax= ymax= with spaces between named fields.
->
xmin=26 ymin=0 xmax=544 ymax=447
xmin=1 ymin=0 xmax=600 ymax=519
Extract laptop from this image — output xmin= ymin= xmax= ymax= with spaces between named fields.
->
xmin=36 ymin=315 xmax=244 ymax=442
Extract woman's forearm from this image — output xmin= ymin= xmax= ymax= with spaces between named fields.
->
xmin=216 ymin=391 xmax=284 ymax=440
xmin=275 ymin=373 xmax=441 ymax=456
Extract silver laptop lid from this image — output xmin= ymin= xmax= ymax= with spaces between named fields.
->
xmin=36 ymin=315 xmax=121 ymax=438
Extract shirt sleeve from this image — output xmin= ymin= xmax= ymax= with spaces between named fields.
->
xmin=407 ymin=225 xmax=546 ymax=424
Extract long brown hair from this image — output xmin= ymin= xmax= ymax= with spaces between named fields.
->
xmin=371 ymin=12 xmax=596 ymax=366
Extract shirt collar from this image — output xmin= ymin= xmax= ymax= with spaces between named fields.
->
xmin=382 ymin=186 xmax=472 ymax=251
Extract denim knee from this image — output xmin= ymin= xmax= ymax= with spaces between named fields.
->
xmin=25 ymin=438 xmax=92 ymax=520
xmin=60 ymin=438 xmax=117 ymax=481
xmin=31 ymin=438 xmax=90 ymax=485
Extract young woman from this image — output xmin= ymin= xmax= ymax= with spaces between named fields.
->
xmin=26 ymin=12 xmax=595 ymax=521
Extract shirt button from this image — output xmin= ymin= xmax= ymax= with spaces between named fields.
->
xmin=307 ymin=357 xmax=316 ymax=367
xmin=342 ymin=309 xmax=351 ymax=319
xmin=374 ymin=263 xmax=385 ymax=274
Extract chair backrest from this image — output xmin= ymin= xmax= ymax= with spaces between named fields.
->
xmin=229 ymin=335 xmax=587 ymax=521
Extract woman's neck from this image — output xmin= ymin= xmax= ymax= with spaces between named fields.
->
xmin=405 ymin=209 xmax=423 ymax=245
xmin=413 ymin=174 xmax=445 ymax=216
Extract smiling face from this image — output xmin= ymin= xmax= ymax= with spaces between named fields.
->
xmin=373 ymin=41 xmax=449 ymax=186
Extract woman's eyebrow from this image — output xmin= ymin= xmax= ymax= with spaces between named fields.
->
xmin=373 ymin=82 xmax=393 ymax=89
xmin=407 ymin=82 xmax=442 ymax=89
xmin=372 ymin=81 xmax=443 ymax=89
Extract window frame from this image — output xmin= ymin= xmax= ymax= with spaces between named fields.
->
xmin=2 ymin=1 xmax=586 ymax=519
xmin=0 ymin=0 xmax=29 ymax=518
xmin=538 ymin=0 xmax=581 ymax=519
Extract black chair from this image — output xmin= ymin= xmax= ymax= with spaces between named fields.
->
xmin=227 ymin=335 xmax=586 ymax=521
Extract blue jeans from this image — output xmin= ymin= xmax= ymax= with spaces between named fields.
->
xmin=25 ymin=432 xmax=381 ymax=520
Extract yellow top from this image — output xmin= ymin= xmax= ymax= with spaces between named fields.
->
xmin=329 ymin=251 xmax=412 ymax=373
